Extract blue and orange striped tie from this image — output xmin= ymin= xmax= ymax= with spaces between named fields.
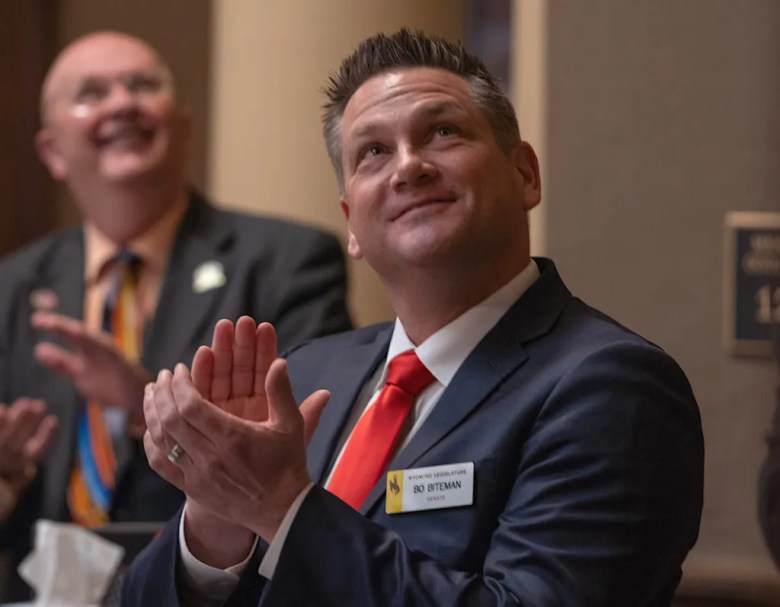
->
xmin=68 ymin=250 xmax=141 ymax=527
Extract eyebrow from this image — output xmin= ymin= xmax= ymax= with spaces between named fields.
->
xmin=70 ymin=68 xmax=168 ymax=88
xmin=73 ymin=75 xmax=106 ymax=89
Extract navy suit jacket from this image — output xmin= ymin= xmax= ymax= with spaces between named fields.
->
xmin=124 ymin=259 xmax=703 ymax=607
xmin=0 ymin=191 xmax=352 ymax=602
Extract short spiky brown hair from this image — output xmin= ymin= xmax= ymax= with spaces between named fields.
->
xmin=322 ymin=28 xmax=521 ymax=192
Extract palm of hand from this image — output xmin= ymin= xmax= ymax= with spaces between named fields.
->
xmin=213 ymin=393 xmax=268 ymax=423
xmin=192 ymin=319 xmax=278 ymax=424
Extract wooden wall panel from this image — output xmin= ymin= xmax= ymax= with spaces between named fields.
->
xmin=0 ymin=0 xmax=58 ymax=255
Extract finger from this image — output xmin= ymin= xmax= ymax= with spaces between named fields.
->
xmin=264 ymin=359 xmax=302 ymax=433
xmin=31 ymin=312 xmax=109 ymax=352
xmin=0 ymin=401 xmax=39 ymax=471
xmin=22 ymin=415 xmax=59 ymax=462
xmin=29 ymin=288 xmax=59 ymax=312
xmin=3 ymin=399 xmax=46 ymax=454
xmin=31 ymin=310 xmax=82 ymax=333
xmin=253 ymin=323 xmax=277 ymax=398
xmin=33 ymin=342 xmax=83 ymax=381
xmin=299 ymin=390 xmax=330 ymax=447
xmin=191 ymin=346 xmax=214 ymax=400
xmin=153 ymin=369 xmax=209 ymax=459
xmin=165 ymin=364 xmax=226 ymax=454
xmin=143 ymin=430 xmax=186 ymax=488
xmin=231 ymin=316 xmax=258 ymax=399
xmin=143 ymin=382 xmax=165 ymax=445
xmin=144 ymin=380 xmax=190 ymax=473
xmin=210 ymin=320 xmax=235 ymax=402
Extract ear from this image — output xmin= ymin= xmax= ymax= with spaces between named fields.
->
xmin=513 ymin=141 xmax=541 ymax=212
xmin=340 ymin=199 xmax=363 ymax=260
xmin=35 ymin=128 xmax=67 ymax=181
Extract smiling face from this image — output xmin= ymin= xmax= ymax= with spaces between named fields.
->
xmin=36 ymin=33 xmax=188 ymax=195
xmin=339 ymin=67 xmax=540 ymax=285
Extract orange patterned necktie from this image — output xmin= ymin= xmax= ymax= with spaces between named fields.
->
xmin=68 ymin=250 xmax=141 ymax=526
xmin=327 ymin=350 xmax=435 ymax=510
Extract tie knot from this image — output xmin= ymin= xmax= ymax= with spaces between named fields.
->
xmin=386 ymin=350 xmax=435 ymax=396
xmin=114 ymin=249 xmax=141 ymax=270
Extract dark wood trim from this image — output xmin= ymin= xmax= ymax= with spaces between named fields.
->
xmin=0 ymin=0 xmax=59 ymax=255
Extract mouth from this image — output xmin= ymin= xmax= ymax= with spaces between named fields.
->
xmin=95 ymin=123 xmax=155 ymax=150
xmin=392 ymin=197 xmax=457 ymax=220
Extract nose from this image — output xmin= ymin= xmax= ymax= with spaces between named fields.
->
xmin=390 ymin=144 xmax=437 ymax=191
xmin=101 ymin=83 xmax=139 ymax=117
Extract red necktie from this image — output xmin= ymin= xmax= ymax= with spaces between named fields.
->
xmin=328 ymin=350 xmax=435 ymax=510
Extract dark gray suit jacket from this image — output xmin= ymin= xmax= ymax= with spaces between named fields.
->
xmin=0 ymin=191 xmax=352 ymax=601
xmin=124 ymin=259 xmax=703 ymax=607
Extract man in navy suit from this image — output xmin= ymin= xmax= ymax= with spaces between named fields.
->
xmin=124 ymin=29 xmax=703 ymax=606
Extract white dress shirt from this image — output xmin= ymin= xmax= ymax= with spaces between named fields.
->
xmin=178 ymin=260 xmax=540 ymax=606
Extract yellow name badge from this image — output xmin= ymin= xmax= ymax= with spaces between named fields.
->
xmin=386 ymin=462 xmax=474 ymax=514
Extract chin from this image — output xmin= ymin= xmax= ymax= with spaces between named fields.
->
xmin=99 ymin=142 xmax=170 ymax=181
xmin=101 ymin=159 xmax=165 ymax=184
xmin=397 ymin=224 xmax=465 ymax=259
xmin=395 ymin=242 xmax=461 ymax=269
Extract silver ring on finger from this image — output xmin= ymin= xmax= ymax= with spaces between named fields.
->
xmin=167 ymin=442 xmax=185 ymax=464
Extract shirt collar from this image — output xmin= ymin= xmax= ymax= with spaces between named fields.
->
xmin=385 ymin=259 xmax=540 ymax=387
xmin=83 ymin=196 xmax=188 ymax=284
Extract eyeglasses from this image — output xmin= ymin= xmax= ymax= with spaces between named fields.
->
xmin=66 ymin=69 xmax=172 ymax=114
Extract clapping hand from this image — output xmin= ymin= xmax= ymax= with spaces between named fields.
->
xmin=0 ymin=398 xmax=58 ymax=521
xmin=32 ymin=311 xmax=150 ymax=415
xmin=143 ymin=317 xmax=329 ymax=543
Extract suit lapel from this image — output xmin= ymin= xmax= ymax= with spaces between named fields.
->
xmin=42 ymin=233 xmax=85 ymax=321
xmin=142 ymin=192 xmax=234 ymax=372
xmin=361 ymin=259 xmax=573 ymax=514
xmin=29 ymin=230 xmax=86 ymax=519
xmin=307 ymin=327 xmax=392 ymax=483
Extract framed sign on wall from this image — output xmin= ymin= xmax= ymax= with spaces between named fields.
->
xmin=723 ymin=212 xmax=780 ymax=356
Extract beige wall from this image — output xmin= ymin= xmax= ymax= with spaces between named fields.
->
xmin=518 ymin=0 xmax=780 ymax=574
xmin=207 ymin=0 xmax=463 ymax=326
xmin=514 ymin=0 xmax=548 ymax=257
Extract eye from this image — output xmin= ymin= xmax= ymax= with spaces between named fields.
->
xmin=358 ymin=144 xmax=385 ymax=163
xmin=74 ymin=82 xmax=107 ymax=104
xmin=435 ymin=124 xmax=457 ymax=137
xmin=126 ymin=73 xmax=164 ymax=95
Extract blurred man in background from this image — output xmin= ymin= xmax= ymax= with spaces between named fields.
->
xmin=0 ymin=31 xmax=351 ymax=601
